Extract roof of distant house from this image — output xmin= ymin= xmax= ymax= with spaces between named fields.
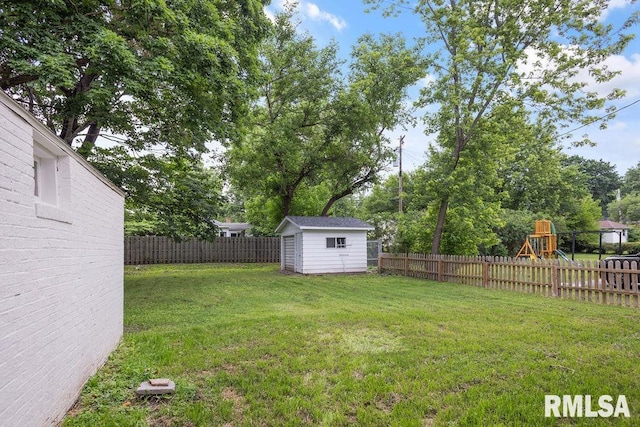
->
xmin=214 ymin=220 xmax=251 ymax=232
xmin=275 ymin=216 xmax=374 ymax=233
xmin=599 ymin=219 xmax=631 ymax=230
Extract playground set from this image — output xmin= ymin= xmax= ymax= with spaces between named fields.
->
xmin=516 ymin=220 xmax=625 ymax=261
xmin=515 ymin=220 xmax=572 ymax=260
xmin=515 ymin=220 xmax=637 ymax=289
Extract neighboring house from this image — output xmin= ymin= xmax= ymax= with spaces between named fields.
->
xmin=214 ymin=218 xmax=252 ymax=237
xmin=275 ymin=216 xmax=374 ymax=274
xmin=0 ymin=90 xmax=125 ymax=426
xmin=599 ymin=219 xmax=630 ymax=244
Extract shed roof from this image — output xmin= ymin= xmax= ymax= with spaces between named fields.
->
xmin=275 ymin=216 xmax=374 ymax=233
xmin=599 ymin=220 xmax=631 ymax=230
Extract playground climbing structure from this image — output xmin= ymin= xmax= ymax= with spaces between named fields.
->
xmin=516 ymin=220 xmax=560 ymax=259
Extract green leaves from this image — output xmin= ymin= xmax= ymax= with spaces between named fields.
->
xmin=366 ymin=0 xmax=637 ymax=253
xmin=90 ymin=147 xmax=224 ymax=240
xmin=1 ymin=0 xmax=271 ymax=156
xmin=226 ymin=8 xmax=423 ymax=232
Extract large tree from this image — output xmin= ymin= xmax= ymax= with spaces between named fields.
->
xmin=608 ymin=194 xmax=640 ymax=223
xmin=226 ymin=8 xmax=424 ymax=232
xmin=620 ymin=162 xmax=640 ymax=196
xmin=563 ymin=156 xmax=621 ymax=218
xmin=90 ymin=148 xmax=224 ymax=239
xmin=366 ymin=0 xmax=638 ymax=254
xmin=607 ymin=163 xmax=640 ymax=223
xmin=364 ymin=103 xmax=602 ymax=255
xmin=0 ymin=0 xmax=270 ymax=156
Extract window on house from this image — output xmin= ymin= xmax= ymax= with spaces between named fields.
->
xmin=326 ymin=237 xmax=346 ymax=248
xmin=33 ymin=137 xmax=72 ymax=224
xmin=33 ymin=148 xmax=58 ymax=206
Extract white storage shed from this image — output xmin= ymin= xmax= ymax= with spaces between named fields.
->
xmin=275 ymin=216 xmax=374 ymax=274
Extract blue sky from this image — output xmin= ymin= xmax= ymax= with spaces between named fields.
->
xmin=265 ymin=0 xmax=640 ymax=176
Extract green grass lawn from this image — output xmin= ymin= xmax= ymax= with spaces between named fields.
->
xmin=64 ymin=264 xmax=640 ymax=426
xmin=566 ymin=253 xmax=608 ymax=262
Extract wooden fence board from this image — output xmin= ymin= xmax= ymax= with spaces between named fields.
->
xmin=124 ymin=236 xmax=280 ymax=265
xmin=379 ymin=253 xmax=639 ymax=308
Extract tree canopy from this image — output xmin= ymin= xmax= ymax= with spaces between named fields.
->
xmin=366 ymin=0 xmax=638 ymax=254
xmin=608 ymin=163 xmax=640 ymax=223
xmin=90 ymin=148 xmax=223 ymax=240
xmin=360 ymin=104 xmax=603 ymax=255
xmin=0 ymin=0 xmax=270 ymax=156
xmin=1 ymin=0 xmax=271 ymax=238
xmin=226 ymin=8 xmax=424 ymax=233
xmin=563 ymin=156 xmax=621 ymax=218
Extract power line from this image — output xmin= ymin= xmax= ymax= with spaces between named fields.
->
xmin=557 ymin=98 xmax=640 ymax=137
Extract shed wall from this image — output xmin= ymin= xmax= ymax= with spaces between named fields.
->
xmin=0 ymin=99 xmax=124 ymax=426
xmin=301 ymin=230 xmax=368 ymax=274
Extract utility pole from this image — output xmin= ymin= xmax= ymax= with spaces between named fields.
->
xmin=398 ymin=135 xmax=405 ymax=213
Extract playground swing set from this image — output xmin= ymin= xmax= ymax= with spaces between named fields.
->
xmin=516 ymin=220 xmax=570 ymax=260
xmin=515 ymin=220 xmax=624 ymax=261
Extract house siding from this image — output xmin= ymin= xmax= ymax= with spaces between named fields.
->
xmin=301 ymin=230 xmax=368 ymax=274
xmin=0 ymin=94 xmax=124 ymax=426
xmin=602 ymin=229 xmax=627 ymax=244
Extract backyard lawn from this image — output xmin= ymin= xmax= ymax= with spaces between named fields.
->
xmin=64 ymin=264 xmax=640 ymax=426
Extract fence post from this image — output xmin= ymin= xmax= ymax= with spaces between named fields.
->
xmin=404 ymin=254 xmax=409 ymax=277
xmin=437 ymin=258 xmax=444 ymax=282
xmin=482 ymin=261 xmax=489 ymax=288
xmin=552 ymin=263 xmax=559 ymax=297
xmin=378 ymin=254 xmax=382 ymax=274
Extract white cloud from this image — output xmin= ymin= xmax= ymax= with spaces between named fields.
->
xmin=269 ymin=0 xmax=347 ymax=31
xmin=303 ymin=2 xmax=347 ymax=31
xmin=517 ymin=46 xmax=640 ymax=102
xmin=418 ymin=75 xmax=435 ymax=87
xmin=580 ymin=53 xmax=640 ymax=99
xmin=599 ymin=0 xmax=631 ymax=20
xmin=264 ymin=7 xmax=276 ymax=23
xmin=608 ymin=120 xmax=628 ymax=130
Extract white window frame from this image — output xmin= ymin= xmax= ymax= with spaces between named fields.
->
xmin=33 ymin=137 xmax=72 ymax=224
xmin=33 ymin=145 xmax=58 ymax=206
xmin=326 ymin=237 xmax=346 ymax=249
xmin=33 ymin=159 xmax=40 ymax=197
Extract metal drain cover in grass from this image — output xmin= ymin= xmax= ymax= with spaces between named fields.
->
xmin=136 ymin=378 xmax=175 ymax=395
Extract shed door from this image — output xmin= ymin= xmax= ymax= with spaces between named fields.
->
xmin=294 ymin=232 xmax=303 ymax=273
xmin=283 ymin=236 xmax=295 ymax=271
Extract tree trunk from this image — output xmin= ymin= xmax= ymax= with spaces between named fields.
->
xmin=431 ymin=135 xmax=464 ymax=254
xmin=431 ymin=198 xmax=449 ymax=254
xmin=320 ymin=188 xmax=354 ymax=216
xmin=282 ymin=191 xmax=294 ymax=218
xmin=77 ymin=122 xmax=100 ymax=158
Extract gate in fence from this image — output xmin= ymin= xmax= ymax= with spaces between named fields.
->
xmin=367 ymin=240 xmax=382 ymax=266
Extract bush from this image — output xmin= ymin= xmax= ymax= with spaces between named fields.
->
xmin=622 ymin=241 xmax=640 ymax=254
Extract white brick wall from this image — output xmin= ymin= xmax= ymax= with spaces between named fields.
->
xmin=0 ymin=94 xmax=124 ymax=426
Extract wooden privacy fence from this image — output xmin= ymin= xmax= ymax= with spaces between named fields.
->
xmin=125 ymin=236 xmax=280 ymax=265
xmin=378 ymin=253 xmax=640 ymax=308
